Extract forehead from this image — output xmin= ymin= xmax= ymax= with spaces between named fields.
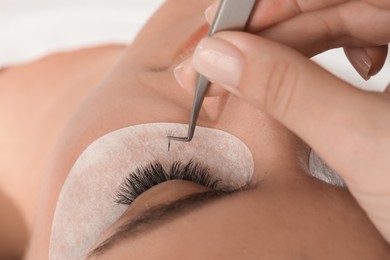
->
xmin=127 ymin=0 xmax=212 ymax=68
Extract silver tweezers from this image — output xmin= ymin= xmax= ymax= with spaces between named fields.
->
xmin=167 ymin=0 xmax=256 ymax=146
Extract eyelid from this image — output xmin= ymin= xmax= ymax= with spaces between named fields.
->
xmin=115 ymin=160 xmax=223 ymax=206
xmin=88 ymin=187 xmax=257 ymax=258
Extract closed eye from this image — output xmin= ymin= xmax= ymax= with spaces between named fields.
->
xmin=115 ymin=160 xmax=222 ymax=206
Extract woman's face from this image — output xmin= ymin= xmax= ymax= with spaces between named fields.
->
xmin=27 ymin=0 xmax=390 ymax=259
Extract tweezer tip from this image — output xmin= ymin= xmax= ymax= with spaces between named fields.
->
xmin=166 ymin=135 xmax=192 ymax=152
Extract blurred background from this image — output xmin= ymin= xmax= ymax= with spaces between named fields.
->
xmin=0 ymin=0 xmax=164 ymax=66
xmin=0 ymin=0 xmax=389 ymax=90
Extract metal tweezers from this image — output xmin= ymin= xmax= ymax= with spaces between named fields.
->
xmin=167 ymin=0 xmax=256 ymax=147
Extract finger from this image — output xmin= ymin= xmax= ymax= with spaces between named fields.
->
xmin=250 ymin=0 xmax=390 ymax=31
xmin=191 ymin=31 xmax=390 ymax=189
xmin=258 ymin=2 xmax=390 ymax=57
xmin=344 ymin=45 xmax=389 ymax=80
xmin=174 ymin=57 xmax=196 ymax=90
xmin=204 ymin=0 xmax=349 ymax=30
xmin=205 ymin=1 xmax=390 ymax=58
xmin=174 ymin=57 xmax=230 ymax=97
xmin=249 ymin=0 xmax=348 ymax=31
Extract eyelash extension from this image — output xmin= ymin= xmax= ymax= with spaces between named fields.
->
xmin=115 ymin=160 xmax=220 ymax=206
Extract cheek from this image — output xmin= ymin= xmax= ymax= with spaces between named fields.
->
xmin=49 ymin=123 xmax=254 ymax=259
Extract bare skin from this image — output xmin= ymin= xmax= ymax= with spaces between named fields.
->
xmin=0 ymin=45 xmax=126 ymax=259
xmin=180 ymin=0 xmax=390 ymax=244
xmin=0 ymin=0 xmax=389 ymax=259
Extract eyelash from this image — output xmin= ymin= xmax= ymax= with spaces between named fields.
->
xmin=115 ymin=160 xmax=220 ymax=205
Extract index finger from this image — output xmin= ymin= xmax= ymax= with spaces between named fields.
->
xmin=249 ymin=0 xmax=348 ymax=31
xmin=206 ymin=0 xmax=349 ymax=31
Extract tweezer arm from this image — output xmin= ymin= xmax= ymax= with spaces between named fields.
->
xmin=209 ymin=0 xmax=256 ymax=35
xmin=188 ymin=0 xmax=256 ymax=139
xmin=185 ymin=75 xmax=210 ymax=141
xmin=169 ymin=0 xmax=256 ymax=144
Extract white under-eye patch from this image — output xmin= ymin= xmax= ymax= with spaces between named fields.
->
xmin=49 ymin=123 xmax=254 ymax=260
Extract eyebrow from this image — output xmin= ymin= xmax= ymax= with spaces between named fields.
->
xmin=87 ymin=187 xmax=253 ymax=258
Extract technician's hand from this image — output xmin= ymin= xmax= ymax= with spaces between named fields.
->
xmin=174 ymin=20 xmax=390 ymax=245
xmin=204 ymin=0 xmax=389 ymax=81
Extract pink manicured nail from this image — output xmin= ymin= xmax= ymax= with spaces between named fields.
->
xmin=204 ymin=6 xmax=213 ymax=24
xmin=193 ymin=37 xmax=244 ymax=89
xmin=385 ymin=82 xmax=390 ymax=93
xmin=174 ymin=61 xmax=186 ymax=88
xmin=204 ymin=1 xmax=220 ymax=25
xmin=346 ymin=48 xmax=373 ymax=80
xmin=174 ymin=57 xmax=194 ymax=89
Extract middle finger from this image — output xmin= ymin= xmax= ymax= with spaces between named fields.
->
xmin=259 ymin=1 xmax=390 ymax=57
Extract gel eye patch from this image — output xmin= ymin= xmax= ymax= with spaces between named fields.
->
xmin=49 ymin=123 xmax=254 ymax=259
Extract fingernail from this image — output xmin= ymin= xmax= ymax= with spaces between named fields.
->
xmin=204 ymin=6 xmax=213 ymax=24
xmin=174 ymin=58 xmax=193 ymax=88
xmin=174 ymin=61 xmax=186 ymax=88
xmin=347 ymin=48 xmax=373 ymax=80
xmin=204 ymin=1 xmax=219 ymax=25
xmin=193 ymin=37 xmax=244 ymax=89
xmin=385 ymin=82 xmax=390 ymax=93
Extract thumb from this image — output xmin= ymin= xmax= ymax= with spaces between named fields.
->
xmin=191 ymin=31 xmax=390 ymax=242
xmin=192 ymin=31 xmax=386 ymax=184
